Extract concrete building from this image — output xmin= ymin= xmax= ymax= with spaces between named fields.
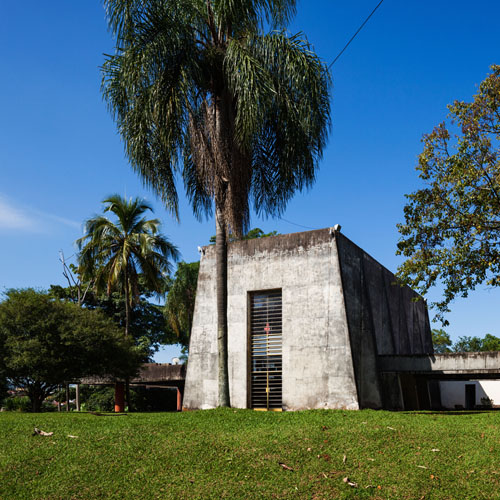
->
xmin=183 ymin=227 xmax=434 ymax=411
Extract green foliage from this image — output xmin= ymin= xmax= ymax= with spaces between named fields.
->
xmin=481 ymin=333 xmax=500 ymax=351
xmin=49 ymin=283 xmax=176 ymax=360
xmin=164 ymin=261 xmax=200 ymax=348
xmin=452 ymin=333 xmax=500 ymax=352
xmin=432 ymin=330 xmax=500 ymax=353
xmin=85 ymin=387 xmax=115 ymax=412
xmin=431 ymin=329 xmax=452 ymax=353
xmin=397 ymin=65 xmax=500 ymax=324
xmin=2 ymin=410 xmax=500 ymax=498
xmin=209 ymin=227 xmax=278 ymax=244
xmin=76 ymin=385 xmax=177 ymax=412
xmin=0 ymin=289 xmax=143 ymax=411
xmin=77 ymin=195 xmax=179 ymax=336
xmin=2 ymin=396 xmax=32 ymax=412
xmin=102 ymin=1 xmax=330 ymax=233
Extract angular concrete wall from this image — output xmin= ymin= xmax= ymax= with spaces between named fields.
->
xmin=183 ymin=229 xmax=359 ymax=410
xmin=335 ymin=234 xmax=433 ymax=409
xmin=183 ymin=228 xmax=433 ymax=410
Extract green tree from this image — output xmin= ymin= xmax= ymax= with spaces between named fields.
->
xmin=102 ymin=2 xmax=330 ymax=405
xmin=209 ymin=227 xmax=278 ymax=244
xmin=49 ymin=282 xmax=176 ymax=360
xmin=397 ymin=66 xmax=500 ymax=324
xmin=431 ymin=329 xmax=452 ymax=353
xmin=0 ymin=289 xmax=142 ymax=412
xmin=164 ymin=261 xmax=200 ymax=350
xmin=77 ymin=195 xmax=179 ymax=336
xmin=481 ymin=333 xmax=500 ymax=351
xmin=453 ymin=336 xmax=484 ymax=353
xmin=452 ymin=333 xmax=500 ymax=352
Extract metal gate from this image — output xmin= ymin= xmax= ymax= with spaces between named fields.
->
xmin=250 ymin=290 xmax=282 ymax=410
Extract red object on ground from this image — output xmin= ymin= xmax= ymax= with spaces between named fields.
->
xmin=176 ymin=388 xmax=182 ymax=412
xmin=114 ymin=382 xmax=125 ymax=412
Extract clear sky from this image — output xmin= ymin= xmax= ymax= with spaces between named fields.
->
xmin=1 ymin=1 xmax=500 ymax=362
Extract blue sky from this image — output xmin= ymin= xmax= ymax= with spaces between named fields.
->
xmin=1 ymin=1 xmax=500 ymax=361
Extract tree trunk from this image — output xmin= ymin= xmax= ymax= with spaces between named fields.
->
xmin=65 ymin=383 xmax=70 ymax=412
xmin=123 ymin=267 xmax=132 ymax=411
xmin=29 ymin=382 xmax=44 ymax=413
xmin=125 ymin=379 xmax=132 ymax=412
xmin=75 ymin=383 xmax=80 ymax=411
xmin=124 ymin=267 xmax=130 ymax=337
xmin=216 ymin=205 xmax=230 ymax=407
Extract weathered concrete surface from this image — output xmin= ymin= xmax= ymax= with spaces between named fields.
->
xmin=335 ymin=233 xmax=433 ymax=408
xmin=81 ymin=363 xmax=185 ymax=385
xmin=379 ymin=352 xmax=500 ymax=375
xmin=184 ymin=228 xmax=359 ymax=410
xmin=183 ymin=228 xmax=434 ymax=410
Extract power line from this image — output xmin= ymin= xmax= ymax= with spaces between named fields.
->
xmin=328 ymin=0 xmax=385 ymax=70
xmin=278 ymin=2 xmax=386 ymax=232
xmin=278 ymin=217 xmax=315 ymax=230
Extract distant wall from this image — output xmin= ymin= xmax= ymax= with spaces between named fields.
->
xmin=440 ymin=380 xmax=500 ymax=408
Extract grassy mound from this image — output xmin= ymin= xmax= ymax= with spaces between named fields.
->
xmin=1 ymin=409 xmax=499 ymax=499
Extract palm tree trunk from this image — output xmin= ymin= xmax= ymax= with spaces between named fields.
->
xmin=123 ymin=267 xmax=132 ymax=411
xmin=216 ymin=205 xmax=230 ymax=407
xmin=124 ymin=267 xmax=130 ymax=337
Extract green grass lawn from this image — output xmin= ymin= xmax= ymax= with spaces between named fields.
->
xmin=1 ymin=409 xmax=499 ymax=499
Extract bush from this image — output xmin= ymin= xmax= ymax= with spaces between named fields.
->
xmin=2 ymin=396 xmax=32 ymax=412
xmin=85 ymin=387 xmax=115 ymax=412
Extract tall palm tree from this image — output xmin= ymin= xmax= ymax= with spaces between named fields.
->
xmin=102 ymin=0 xmax=331 ymax=406
xmin=77 ymin=195 xmax=179 ymax=336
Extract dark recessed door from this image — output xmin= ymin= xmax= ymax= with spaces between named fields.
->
xmin=465 ymin=384 xmax=476 ymax=410
xmin=250 ymin=290 xmax=282 ymax=411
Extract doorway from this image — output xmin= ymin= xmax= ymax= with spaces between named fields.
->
xmin=465 ymin=384 xmax=476 ymax=410
xmin=250 ymin=290 xmax=282 ymax=410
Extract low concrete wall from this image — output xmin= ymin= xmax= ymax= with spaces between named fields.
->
xmin=379 ymin=352 xmax=500 ymax=375
xmin=81 ymin=363 xmax=186 ymax=385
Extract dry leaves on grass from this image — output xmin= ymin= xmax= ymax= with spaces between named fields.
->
xmin=33 ymin=427 xmax=53 ymax=437
xmin=278 ymin=462 xmax=293 ymax=471
xmin=343 ymin=477 xmax=357 ymax=488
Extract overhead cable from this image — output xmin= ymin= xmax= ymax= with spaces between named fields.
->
xmin=328 ymin=0 xmax=385 ymax=70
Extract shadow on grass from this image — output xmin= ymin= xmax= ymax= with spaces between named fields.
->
xmin=402 ymin=410 xmax=493 ymax=416
xmin=89 ymin=411 xmax=129 ymax=417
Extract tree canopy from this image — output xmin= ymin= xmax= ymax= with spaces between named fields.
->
xmin=209 ymin=227 xmax=278 ymax=244
xmin=431 ymin=329 xmax=452 ymax=353
xmin=397 ymin=65 xmax=500 ymax=323
xmin=49 ymin=279 xmax=176 ymax=360
xmin=0 ymin=289 xmax=143 ymax=411
xmin=164 ymin=261 xmax=200 ymax=349
xmin=453 ymin=334 xmax=500 ymax=353
xmin=77 ymin=195 xmax=179 ymax=336
xmin=102 ymin=0 xmax=330 ymax=406
xmin=431 ymin=329 xmax=500 ymax=353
